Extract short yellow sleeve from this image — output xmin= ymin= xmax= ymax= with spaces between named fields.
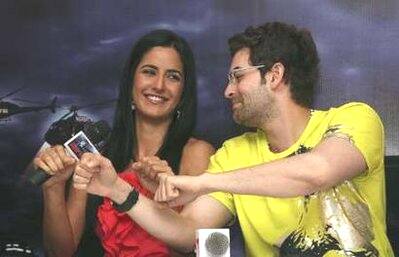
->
xmin=324 ymin=102 xmax=384 ymax=174
xmin=207 ymin=145 xmax=237 ymax=216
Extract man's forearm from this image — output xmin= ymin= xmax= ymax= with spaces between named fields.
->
xmin=130 ymin=195 xmax=197 ymax=252
xmin=203 ymin=152 xmax=328 ymax=198
xmin=202 ymin=136 xmax=367 ymax=198
xmin=43 ymin=185 xmax=77 ymax=257
xmin=111 ymin=178 xmax=197 ymax=253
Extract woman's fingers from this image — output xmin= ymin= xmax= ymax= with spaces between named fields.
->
xmin=34 ymin=146 xmax=76 ymax=176
xmin=136 ymin=156 xmax=174 ymax=179
xmin=73 ymin=155 xmax=97 ymax=190
xmin=55 ymin=145 xmax=76 ymax=166
xmin=130 ymin=162 xmax=142 ymax=171
xmin=47 ymin=148 xmax=65 ymax=171
xmin=33 ymin=157 xmax=53 ymax=175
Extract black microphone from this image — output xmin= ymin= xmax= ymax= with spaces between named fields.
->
xmin=27 ymin=121 xmax=110 ymax=186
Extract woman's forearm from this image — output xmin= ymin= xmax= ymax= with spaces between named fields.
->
xmin=42 ymin=185 xmax=79 ymax=257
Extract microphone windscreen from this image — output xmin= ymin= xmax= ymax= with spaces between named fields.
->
xmin=196 ymin=228 xmax=230 ymax=257
xmin=205 ymin=232 xmax=229 ymax=257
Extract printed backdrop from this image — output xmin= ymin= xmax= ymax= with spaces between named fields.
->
xmin=0 ymin=0 xmax=398 ymax=255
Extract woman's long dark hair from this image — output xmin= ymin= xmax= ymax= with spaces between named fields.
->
xmin=105 ymin=30 xmax=197 ymax=173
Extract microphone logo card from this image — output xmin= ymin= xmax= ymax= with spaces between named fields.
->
xmin=64 ymin=131 xmax=98 ymax=160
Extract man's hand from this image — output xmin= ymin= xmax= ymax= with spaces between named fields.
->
xmin=33 ymin=145 xmax=76 ymax=189
xmin=73 ymin=153 xmax=119 ymax=198
xmin=132 ymin=156 xmax=174 ymax=193
xmin=154 ymin=173 xmax=210 ymax=207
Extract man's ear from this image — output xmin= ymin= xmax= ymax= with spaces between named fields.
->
xmin=268 ymin=62 xmax=285 ymax=89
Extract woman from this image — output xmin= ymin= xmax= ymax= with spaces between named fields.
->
xmin=34 ymin=30 xmax=214 ymax=257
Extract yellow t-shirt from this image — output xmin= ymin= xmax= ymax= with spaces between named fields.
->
xmin=208 ymin=102 xmax=394 ymax=257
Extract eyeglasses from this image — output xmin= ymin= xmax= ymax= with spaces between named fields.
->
xmin=227 ymin=64 xmax=265 ymax=85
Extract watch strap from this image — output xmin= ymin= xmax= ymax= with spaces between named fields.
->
xmin=112 ymin=188 xmax=139 ymax=212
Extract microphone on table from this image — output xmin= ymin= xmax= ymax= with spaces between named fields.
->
xmin=196 ymin=229 xmax=230 ymax=257
xmin=26 ymin=120 xmax=110 ymax=186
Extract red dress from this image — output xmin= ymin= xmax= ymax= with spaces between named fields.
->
xmin=96 ymin=171 xmax=170 ymax=257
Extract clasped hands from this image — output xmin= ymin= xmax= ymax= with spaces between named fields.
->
xmin=132 ymin=156 xmax=204 ymax=207
xmin=34 ymin=146 xmax=202 ymax=207
xmin=74 ymin=153 xmax=202 ymax=207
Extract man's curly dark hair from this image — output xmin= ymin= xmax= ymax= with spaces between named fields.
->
xmin=228 ymin=22 xmax=320 ymax=108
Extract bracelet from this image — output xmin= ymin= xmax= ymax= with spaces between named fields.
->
xmin=111 ymin=188 xmax=139 ymax=213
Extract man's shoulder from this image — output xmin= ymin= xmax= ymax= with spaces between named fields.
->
xmin=327 ymin=102 xmax=378 ymax=115
xmin=208 ymin=131 xmax=261 ymax=172
xmin=221 ymin=131 xmax=260 ymax=149
xmin=323 ymin=102 xmax=382 ymax=126
xmin=212 ymin=131 xmax=260 ymax=160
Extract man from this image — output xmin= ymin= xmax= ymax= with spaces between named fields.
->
xmin=74 ymin=22 xmax=394 ymax=256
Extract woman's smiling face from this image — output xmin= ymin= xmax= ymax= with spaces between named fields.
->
xmin=132 ymin=46 xmax=184 ymax=121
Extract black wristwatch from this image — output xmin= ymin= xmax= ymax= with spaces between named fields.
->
xmin=112 ymin=188 xmax=139 ymax=213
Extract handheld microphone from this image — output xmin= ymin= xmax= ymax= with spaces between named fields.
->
xmin=27 ymin=121 xmax=110 ymax=186
xmin=196 ymin=229 xmax=230 ymax=257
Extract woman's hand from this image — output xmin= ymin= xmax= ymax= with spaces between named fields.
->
xmin=73 ymin=153 xmax=119 ymax=198
xmin=33 ymin=145 xmax=76 ymax=189
xmin=132 ymin=156 xmax=174 ymax=193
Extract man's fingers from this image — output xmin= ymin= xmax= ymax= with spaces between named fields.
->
xmin=165 ymin=178 xmax=179 ymax=201
xmin=73 ymin=182 xmax=88 ymax=190
xmin=74 ymin=165 xmax=93 ymax=179
xmin=79 ymin=153 xmax=101 ymax=172
xmin=156 ymin=173 xmax=167 ymax=202
xmin=155 ymin=201 xmax=170 ymax=210
xmin=154 ymin=185 xmax=162 ymax=202
xmin=167 ymin=199 xmax=181 ymax=208
xmin=160 ymin=175 xmax=168 ymax=202
xmin=75 ymin=163 xmax=99 ymax=178
xmin=151 ymin=164 xmax=172 ymax=174
xmin=154 ymin=177 xmax=167 ymax=202
xmin=73 ymin=173 xmax=90 ymax=184
xmin=131 ymin=162 xmax=142 ymax=170
xmin=158 ymin=174 xmax=178 ymax=202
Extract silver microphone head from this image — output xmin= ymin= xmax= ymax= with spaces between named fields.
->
xmin=205 ymin=232 xmax=229 ymax=257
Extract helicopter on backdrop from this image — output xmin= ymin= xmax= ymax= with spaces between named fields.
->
xmin=0 ymin=87 xmax=58 ymax=121
xmin=44 ymin=99 xmax=116 ymax=147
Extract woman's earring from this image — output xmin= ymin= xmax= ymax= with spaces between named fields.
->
xmin=176 ymin=110 xmax=181 ymax=119
xmin=131 ymin=102 xmax=136 ymax=111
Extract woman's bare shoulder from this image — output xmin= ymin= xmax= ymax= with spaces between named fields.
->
xmin=179 ymin=138 xmax=215 ymax=176
xmin=183 ymin=137 xmax=215 ymax=155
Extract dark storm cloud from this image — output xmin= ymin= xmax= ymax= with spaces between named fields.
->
xmin=1 ymin=0 xmax=398 ymax=151
xmin=1 ymin=0 xmax=399 ymax=253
